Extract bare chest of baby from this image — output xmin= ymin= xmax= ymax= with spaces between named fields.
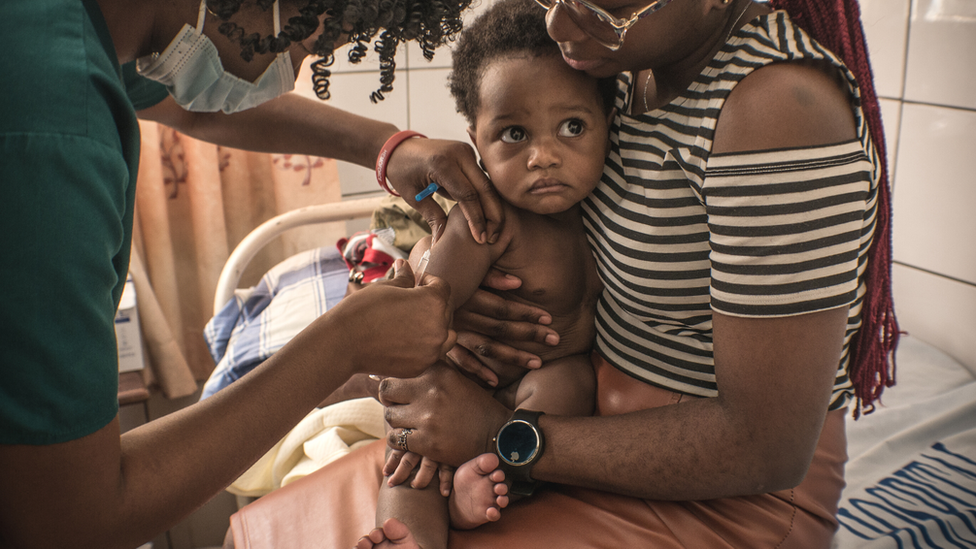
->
xmin=485 ymin=210 xmax=602 ymax=386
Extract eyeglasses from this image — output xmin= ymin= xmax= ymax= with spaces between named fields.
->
xmin=534 ymin=0 xmax=676 ymax=51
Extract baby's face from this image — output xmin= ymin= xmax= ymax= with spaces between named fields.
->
xmin=468 ymin=53 xmax=611 ymax=216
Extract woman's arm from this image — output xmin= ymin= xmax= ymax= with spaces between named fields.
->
xmin=382 ymin=306 xmax=847 ymax=499
xmin=0 ymin=265 xmax=454 ymax=549
xmin=137 ymin=93 xmax=504 ymax=245
xmin=536 ymin=307 xmax=848 ymax=499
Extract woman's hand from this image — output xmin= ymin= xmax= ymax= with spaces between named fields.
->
xmin=449 ymin=269 xmax=559 ymax=386
xmin=330 ymin=260 xmax=455 ymax=380
xmin=386 ymin=137 xmax=504 ymax=245
xmin=380 ymin=362 xmax=511 ymax=468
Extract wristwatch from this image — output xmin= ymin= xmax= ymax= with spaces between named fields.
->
xmin=492 ymin=409 xmax=545 ymax=496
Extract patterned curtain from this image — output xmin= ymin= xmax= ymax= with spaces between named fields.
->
xmin=130 ymin=120 xmax=346 ymax=398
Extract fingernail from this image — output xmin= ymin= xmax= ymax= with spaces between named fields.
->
xmin=528 ymin=358 xmax=542 ymax=369
xmin=545 ymin=334 xmax=558 ymax=345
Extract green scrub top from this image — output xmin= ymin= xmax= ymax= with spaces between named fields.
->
xmin=0 ymin=0 xmax=168 ymax=444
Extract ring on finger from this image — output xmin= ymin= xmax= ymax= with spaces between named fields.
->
xmin=396 ymin=428 xmax=413 ymax=452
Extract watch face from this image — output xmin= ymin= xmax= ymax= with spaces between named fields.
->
xmin=497 ymin=420 xmax=539 ymax=466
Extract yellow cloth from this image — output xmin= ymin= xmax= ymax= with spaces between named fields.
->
xmin=228 ymin=397 xmax=385 ymax=497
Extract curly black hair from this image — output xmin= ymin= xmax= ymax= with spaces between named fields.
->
xmin=448 ymin=0 xmax=616 ymax=126
xmin=207 ymin=0 xmax=472 ymax=102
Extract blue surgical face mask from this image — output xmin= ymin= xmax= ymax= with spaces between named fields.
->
xmin=136 ymin=0 xmax=295 ymax=113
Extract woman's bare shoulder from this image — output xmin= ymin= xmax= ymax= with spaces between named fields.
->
xmin=714 ymin=61 xmax=857 ymax=155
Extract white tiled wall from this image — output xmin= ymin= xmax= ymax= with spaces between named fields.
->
xmin=903 ymin=0 xmax=976 ymax=110
xmin=295 ymin=0 xmax=976 ymax=371
xmin=861 ymin=0 xmax=976 ymax=371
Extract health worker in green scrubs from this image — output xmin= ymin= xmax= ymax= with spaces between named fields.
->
xmin=0 ymin=1 xmax=505 ymax=547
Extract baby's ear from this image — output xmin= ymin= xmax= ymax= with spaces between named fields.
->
xmin=467 ymin=127 xmax=489 ymax=172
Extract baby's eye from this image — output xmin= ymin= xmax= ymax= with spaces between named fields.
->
xmin=559 ymin=119 xmax=585 ymax=137
xmin=501 ymin=127 xmax=527 ymax=143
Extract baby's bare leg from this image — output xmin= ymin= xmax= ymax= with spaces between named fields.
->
xmin=514 ymin=353 xmax=596 ymax=416
xmin=372 ymin=424 xmax=449 ymax=549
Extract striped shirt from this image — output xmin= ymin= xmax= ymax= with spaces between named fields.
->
xmin=581 ymin=11 xmax=880 ymax=410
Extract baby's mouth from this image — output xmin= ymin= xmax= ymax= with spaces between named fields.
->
xmin=530 ymin=178 xmax=565 ymax=193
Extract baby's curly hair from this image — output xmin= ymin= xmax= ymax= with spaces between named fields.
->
xmin=449 ymin=0 xmax=616 ymax=126
xmin=207 ymin=0 xmax=472 ymax=102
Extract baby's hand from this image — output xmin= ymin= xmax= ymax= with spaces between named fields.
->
xmin=383 ymin=450 xmax=430 ymax=488
xmin=384 ymin=451 xmax=455 ymax=496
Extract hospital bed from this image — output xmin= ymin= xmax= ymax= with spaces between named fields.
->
xmin=204 ymin=198 xmax=976 ymax=548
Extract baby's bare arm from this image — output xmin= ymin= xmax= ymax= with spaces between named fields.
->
xmin=414 ymin=206 xmax=514 ymax=311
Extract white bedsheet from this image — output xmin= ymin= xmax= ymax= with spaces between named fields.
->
xmin=834 ymin=334 xmax=976 ymax=547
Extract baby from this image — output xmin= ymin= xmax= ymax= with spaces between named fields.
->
xmin=359 ymin=0 xmax=616 ymax=547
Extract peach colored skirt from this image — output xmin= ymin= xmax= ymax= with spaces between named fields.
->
xmin=229 ymin=354 xmax=847 ymax=548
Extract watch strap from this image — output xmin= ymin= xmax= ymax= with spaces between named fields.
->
xmin=509 ymin=479 xmax=542 ymax=497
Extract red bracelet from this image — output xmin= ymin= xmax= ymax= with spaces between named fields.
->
xmin=375 ymin=130 xmax=426 ymax=197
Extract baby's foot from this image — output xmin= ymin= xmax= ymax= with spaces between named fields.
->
xmin=449 ymin=453 xmax=509 ymax=530
xmin=355 ymin=518 xmax=421 ymax=549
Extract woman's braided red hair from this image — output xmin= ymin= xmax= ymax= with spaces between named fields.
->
xmin=767 ymin=0 xmax=900 ymax=418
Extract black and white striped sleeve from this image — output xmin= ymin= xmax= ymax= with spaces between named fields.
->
xmin=702 ymin=140 xmax=878 ymax=318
